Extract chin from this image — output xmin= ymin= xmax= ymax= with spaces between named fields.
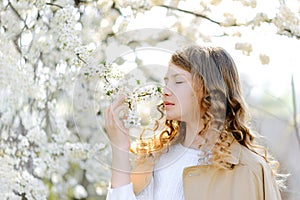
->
xmin=165 ymin=113 xmax=181 ymax=121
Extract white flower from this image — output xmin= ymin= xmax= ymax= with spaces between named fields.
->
xmin=52 ymin=6 xmax=81 ymax=51
xmin=0 ymin=110 xmax=13 ymax=126
xmin=234 ymin=0 xmax=256 ymax=8
xmin=0 ymin=156 xmax=18 ymax=193
xmin=259 ymin=54 xmax=270 ymax=65
xmin=33 ymin=0 xmax=47 ymax=10
xmin=87 ymin=143 xmax=106 ymax=158
xmin=273 ymin=5 xmax=300 ymax=37
xmin=74 ymin=185 xmax=88 ymax=199
xmin=17 ymin=135 xmax=29 ymax=149
xmin=33 ymin=158 xmax=47 ymax=177
xmin=221 ymin=13 xmax=237 ymax=27
xmin=124 ymin=108 xmax=141 ymax=128
xmin=210 ymin=0 xmax=222 ymax=6
xmin=27 ymin=126 xmax=47 ymax=145
xmin=235 ymin=42 xmax=253 ymax=55
xmin=252 ymin=13 xmax=269 ymax=27
xmin=64 ymin=142 xmax=89 ymax=160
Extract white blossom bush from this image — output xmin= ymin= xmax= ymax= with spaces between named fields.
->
xmin=0 ymin=0 xmax=299 ymax=199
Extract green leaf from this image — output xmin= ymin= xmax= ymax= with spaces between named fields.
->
xmin=157 ymin=87 xmax=162 ymax=93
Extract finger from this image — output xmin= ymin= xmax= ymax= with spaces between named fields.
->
xmin=111 ymin=105 xmax=126 ymax=122
xmin=105 ymin=106 xmax=113 ymax=127
xmin=111 ymin=95 xmax=126 ymax=110
xmin=112 ymin=105 xmax=128 ymax=131
xmin=105 ymin=106 xmax=111 ymax=120
xmin=105 ymin=106 xmax=110 ymax=119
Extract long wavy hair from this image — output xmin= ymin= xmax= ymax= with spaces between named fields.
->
xmin=165 ymin=45 xmax=285 ymax=184
xmin=133 ymin=45 xmax=285 ymax=187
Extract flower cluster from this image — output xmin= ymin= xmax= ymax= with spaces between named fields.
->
xmin=259 ymin=54 xmax=270 ymax=65
xmin=234 ymin=0 xmax=256 ymax=8
xmin=273 ymin=4 xmax=300 ymax=37
xmin=51 ymin=5 xmax=81 ymax=51
xmin=235 ymin=42 xmax=253 ymax=55
xmin=124 ymin=84 xmax=164 ymax=128
xmin=84 ymin=61 xmax=164 ymax=129
xmin=222 ymin=13 xmax=237 ymax=27
xmin=251 ymin=12 xmax=270 ymax=27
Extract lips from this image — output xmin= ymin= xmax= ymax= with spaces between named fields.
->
xmin=163 ymin=101 xmax=175 ymax=106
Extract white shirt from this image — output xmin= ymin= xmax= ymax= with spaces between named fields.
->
xmin=106 ymin=143 xmax=202 ymax=200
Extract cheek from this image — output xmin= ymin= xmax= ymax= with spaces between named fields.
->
xmin=176 ymin=91 xmax=195 ymax=109
xmin=186 ymin=92 xmax=199 ymax=111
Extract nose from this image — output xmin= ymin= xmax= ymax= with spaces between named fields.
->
xmin=163 ymin=85 xmax=172 ymax=96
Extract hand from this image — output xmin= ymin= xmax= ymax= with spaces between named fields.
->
xmin=105 ymin=96 xmax=131 ymax=188
xmin=105 ymin=95 xmax=130 ymax=152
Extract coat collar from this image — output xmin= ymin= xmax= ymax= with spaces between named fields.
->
xmin=131 ymin=140 xmax=243 ymax=194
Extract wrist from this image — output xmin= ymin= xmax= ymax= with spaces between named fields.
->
xmin=111 ymin=143 xmax=130 ymax=154
xmin=111 ymin=148 xmax=130 ymax=170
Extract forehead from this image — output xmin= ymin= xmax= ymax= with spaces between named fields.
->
xmin=165 ymin=62 xmax=191 ymax=77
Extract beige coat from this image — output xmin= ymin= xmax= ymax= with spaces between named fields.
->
xmin=131 ymin=142 xmax=282 ymax=200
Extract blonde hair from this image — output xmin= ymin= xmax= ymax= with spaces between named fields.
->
xmin=169 ymin=45 xmax=286 ymax=186
xmin=133 ymin=45 xmax=285 ymax=187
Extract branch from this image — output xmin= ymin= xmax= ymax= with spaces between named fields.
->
xmin=8 ymin=2 xmax=28 ymax=29
xmin=282 ymin=28 xmax=300 ymax=39
xmin=112 ymin=2 xmax=122 ymax=16
xmin=73 ymin=0 xmax=90 ymax=6
xmin=45 ymin=2 xmax=63 ymax=9
xmin=159 ymin=4 xmax=300 ymax=39
xmin=76 ymin=53 xmax=87 ymax=64
xmin=158 ymin=5 xmax=221 ymax=25
xmin=291 ymin=75 xmax=300 ymax=146
xmin=13 ymin=35 xmax=22 ymax=54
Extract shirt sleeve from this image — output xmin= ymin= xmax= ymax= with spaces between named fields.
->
xmin=106 ymin=183 xmax=137 ymax=200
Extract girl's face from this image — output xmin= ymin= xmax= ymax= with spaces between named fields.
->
xmin=163 ymin=62 xmax=200 ymax=122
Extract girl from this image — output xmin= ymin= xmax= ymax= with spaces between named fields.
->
xmin=105 ymin=45 xmax=283 ymax=200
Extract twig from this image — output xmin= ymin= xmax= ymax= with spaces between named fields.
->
xmin=8 ymin=2 xmax=28 ymax=29
xmin=76 ymin=53 xmax=87 ymax=64
xmin=159 ymin=4 xmax=300 ymax=39
xmin=283 ymin=29 xmax=300 ymax=39
xmin=291 ymin=75 xmax=300 ymax=146
xmin=45 ymin=2 xmax=63 ymax=9
xmin=158 ymin=5 xmax=221 ymax=25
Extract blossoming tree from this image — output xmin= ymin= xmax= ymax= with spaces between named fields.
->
xmin=0 ymin=0 xmax=299 ymax=199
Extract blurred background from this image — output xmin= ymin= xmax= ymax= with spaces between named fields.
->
xmin=0 ymin=0 xmax=299 ymax=199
